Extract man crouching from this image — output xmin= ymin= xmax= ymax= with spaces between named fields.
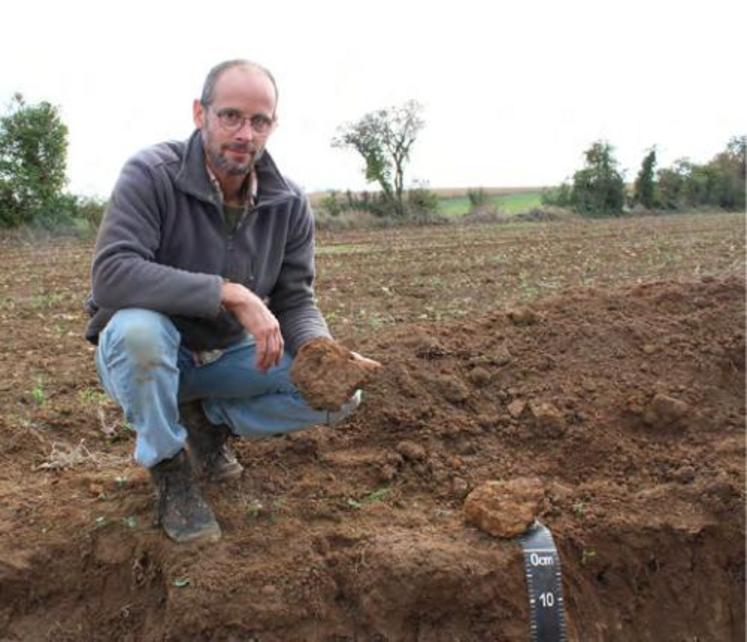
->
xmin=85 ymin=59 xmax=373 ymax=543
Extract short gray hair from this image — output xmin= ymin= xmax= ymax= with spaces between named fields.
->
xmin=200 ymin=59 xmax=279 ymax=109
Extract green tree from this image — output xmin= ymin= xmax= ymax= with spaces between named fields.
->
xmin=570 ymin=141 xmax=626 ymax=216
xmin=633 ymin=148 xmax=657 ymax=208
xmin=0 ymin=93 xmax=69 ymax=227
xmin=332 ymin=100 xmax=424 ymax=217
xmin=706 ymin=135 xmax=746 ymax=210
xmin=655 ymin=165 xmax=685 ymax=209
xmin=655 ymin=138 xmax=745 ymax=211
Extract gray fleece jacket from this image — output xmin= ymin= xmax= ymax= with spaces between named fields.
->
xmin=85 ymin=130 xmax=330 ymax=354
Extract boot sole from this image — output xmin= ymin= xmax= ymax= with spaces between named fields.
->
xmin=210 ymin=461 xmax=245 ymax=483
xmin=165 ymin=522 xmax=222 ymax=544
xmin=188 ymin=451 xmax=245 ymax=483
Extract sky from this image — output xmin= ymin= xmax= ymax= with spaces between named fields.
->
xmin=3 ymin=0 xmax=745 ymax=198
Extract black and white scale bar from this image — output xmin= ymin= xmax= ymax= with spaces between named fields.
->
xmin=519 ymin=520 xmax=568 ymax=642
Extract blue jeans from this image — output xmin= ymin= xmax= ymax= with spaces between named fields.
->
xmin=95 ymin=308 xmax=331 ymax=468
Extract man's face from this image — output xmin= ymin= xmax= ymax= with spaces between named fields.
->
xmin=193 ymin=66 xmax=277 ymax=178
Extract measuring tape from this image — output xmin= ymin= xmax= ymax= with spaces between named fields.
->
xmin=519 ymin=520 xmax=568 ymax=641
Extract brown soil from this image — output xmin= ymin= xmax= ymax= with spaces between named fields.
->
xmin=0 ymin=225 xmax=745 ymax=641
xmin=291 ymin=337 xmax=382 ymax=411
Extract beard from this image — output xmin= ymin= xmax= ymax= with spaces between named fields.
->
xmin=202 ymin=130 xmax=264 ymax=176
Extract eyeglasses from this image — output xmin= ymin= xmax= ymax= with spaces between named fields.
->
xmin=209 ymin=107 xmax=275 ymax=135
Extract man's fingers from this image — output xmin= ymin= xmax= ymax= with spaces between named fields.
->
xmin=351 ymin=351 xmax=382 ymax=369
xmin=256 ymin=327 xmax=284 ymax=372
xmin=274 ymin=331 xmax=285 ymax=367
xmin=266 ymin=331 xmax=281 ymax=370
xmin=255 ymin=333 xmax=270 ymax=372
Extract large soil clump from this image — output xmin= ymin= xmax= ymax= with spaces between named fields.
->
xmin=0 ymin=275 xmax=744 ymax=641
xmin=291 ymin=337 xmax=382 ymax=410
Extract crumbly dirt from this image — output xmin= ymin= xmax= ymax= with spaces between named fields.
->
xmin=291 ymin=337 xmax=382 ymax=410
xmin=0 ymin=217 xmax=744 ymax=641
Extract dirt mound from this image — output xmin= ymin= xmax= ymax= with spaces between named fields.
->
xmin=0 ymin=275 xmax=744 ymax=641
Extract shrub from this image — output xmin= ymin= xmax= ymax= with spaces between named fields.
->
xmin=319 ymin=190 xmax=344 ymax=217
xmin=76 ymin=196 xmax=107 ymax=230
xmin=541 ymin=183 xmax=572 ymax=207
xmin=406 ymin=183 xmax=440 ymax=217
xmin=467 ymin=187 xmax=488 ymax=209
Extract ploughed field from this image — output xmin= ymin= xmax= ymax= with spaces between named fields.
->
xmin=0 ymin=212 xmax=744 ymax=641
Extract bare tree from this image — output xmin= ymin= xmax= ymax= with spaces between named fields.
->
xmin=332 ymin=100 xmax=424 ymax=216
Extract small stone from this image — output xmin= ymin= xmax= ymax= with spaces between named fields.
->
xmin=385 ymin=452 xmax=405 ymax=466
xmin=448 ymin=455 xmax=464 ymax=469
xmin=529 ymin=401 xmax=567 ymax=437
xmin=626 ymin=395 xmax=645 ymax=415
xmin=642 ymin=344 xmax=657 ymax=355
xmin=261 ymin=584 xmax=278 ymax=596
xmin=378 ymin=464 xmax=398 ymax=482
xmin=507 ymin=399 xmax=526 ymax=418
xmin=451 ymin=477 xmax=469 ymax=498
xmin=88 ymin=482 xmax=105 ymax=497
xmin=704 ymin=474 xmax=735 ymax=502
xmin=581 ymin=378 xmax=597 ymax=393
xmin=463 ymin=478 xmax=544 ymax=538
xmin=493 ymin=345 xmax=513 ymax=366
xmin=673 ymin=466 xmax=695 ymax=484
xmin=507 ymin=309 xmax=540 ymax=326
xmin=642 ymin=394 xmax=690 ymax=428
xmin=396 ymin=440 xmax=427 ymax=461
xmin=436 ymin=375 xmax=470 ymax=404
xmin=468 ymin=366 xmax=492 ymax=387
xmin=477 ymin=414 xmax=498 ymax=430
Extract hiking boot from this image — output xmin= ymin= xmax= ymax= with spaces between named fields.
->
xmin=179 ymin=401 xmax=244 ymax=482
xmin=149 ymin=450 xmax=221 ymax=543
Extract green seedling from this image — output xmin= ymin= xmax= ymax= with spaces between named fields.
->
xmin=246 ymin=499 xmax=265 ymax=520
xmin=173 ymin=577 xmax=190 ymax=588
xmin=31 ymin=376 xmax=45 ymax=406
xmin=79 ymin=387 xmax=108 ymax=405
xmin=347 ymin=486 xmax=392 ymax=510
xmin=363 ymin=487 xmax=392 ymax=503
xmin=572 ymin=500 xmax=588 ymax=518
xmin=581 ymin=548 xmax=597 ymax=566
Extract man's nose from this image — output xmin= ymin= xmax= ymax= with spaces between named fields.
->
xmin=234 ymin=118 xmax=256 ymax=140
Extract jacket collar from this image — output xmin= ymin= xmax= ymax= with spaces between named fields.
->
xmin=175 ymin=129 xmax=296 ymax=209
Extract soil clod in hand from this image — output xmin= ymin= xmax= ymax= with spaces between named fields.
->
xmin=291 ymin=337 xmax=382 ymax=410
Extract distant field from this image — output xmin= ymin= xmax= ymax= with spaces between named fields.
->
xmin=438 ymin=191 xmax=543 ymax=216
xmin=308 ymin=186 xmax=546 ymax=214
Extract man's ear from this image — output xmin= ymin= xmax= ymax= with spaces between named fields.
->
xmin=193 ymin=99 xmax=205 ymax=129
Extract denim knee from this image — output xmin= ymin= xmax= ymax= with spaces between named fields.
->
xmin=99 ymin=308 xmax=180 ymax=367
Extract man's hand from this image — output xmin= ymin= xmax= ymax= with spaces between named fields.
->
xmin=221 ymin=282 xmax=284 ymax=372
